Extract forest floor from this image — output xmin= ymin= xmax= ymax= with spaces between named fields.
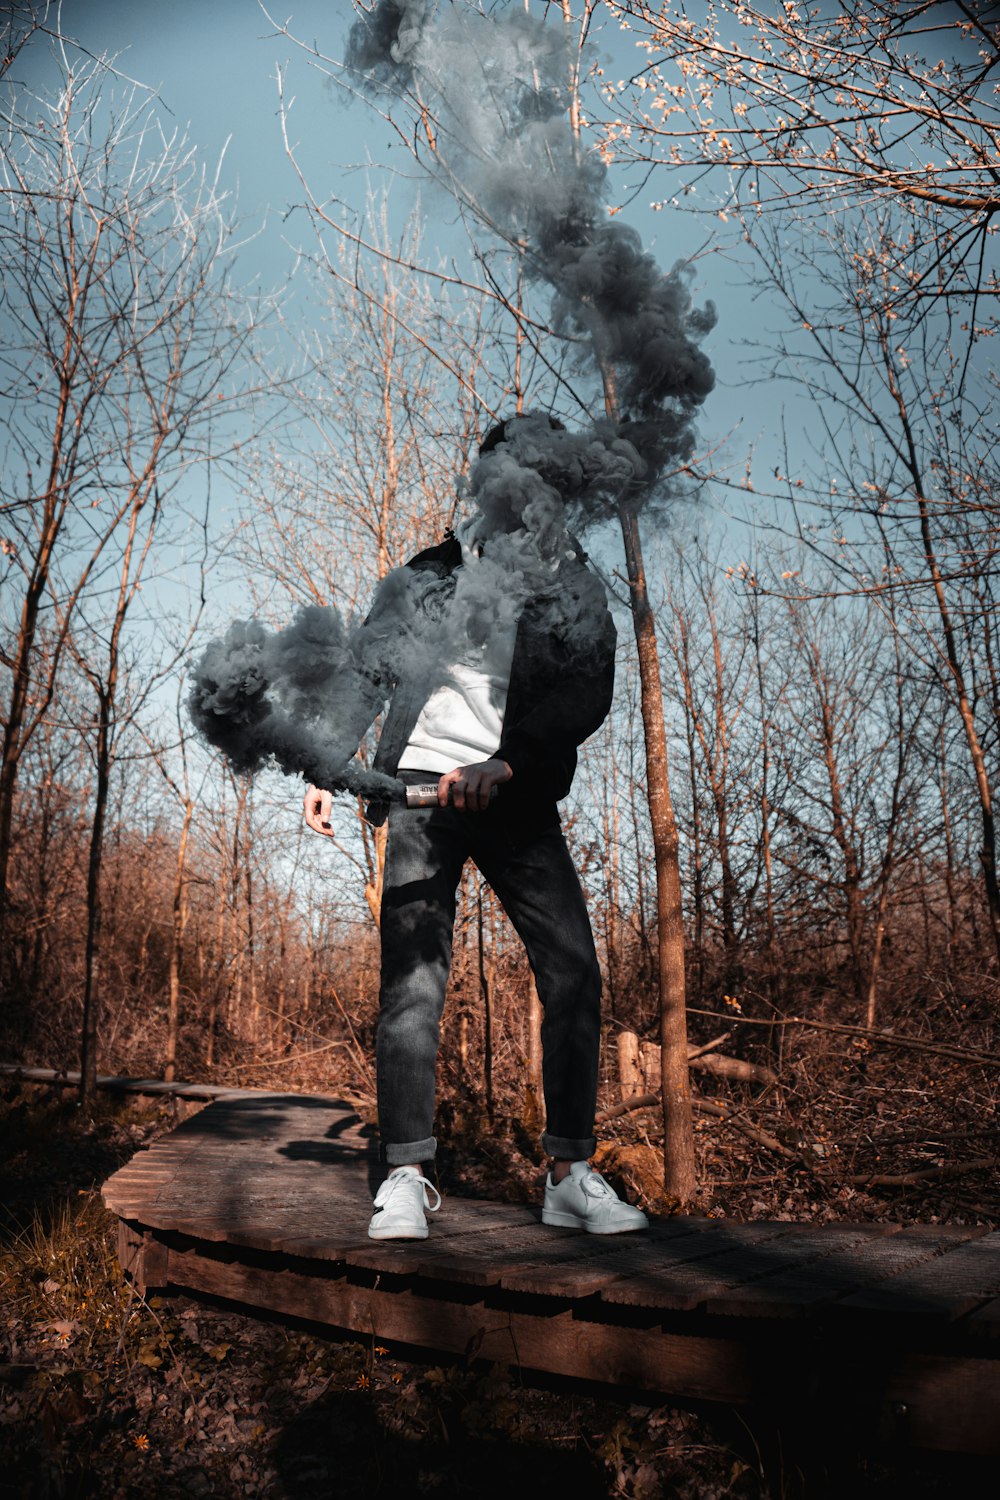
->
xmin=2 ymin=1014 xmax=998 ymax=1499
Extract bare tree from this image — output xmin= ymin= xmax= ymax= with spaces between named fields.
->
xmin=602 ymin=4 xmax=1000 ymax=968
xmin=0 ymin=32 xmax=257 ymax=988
xmin=235 ymin=195 xmax=493 ymax=929
xmin=604 ymin=1 xmax=999 ymax=317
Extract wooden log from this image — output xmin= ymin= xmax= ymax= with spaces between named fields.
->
xmin=640 ymin=1037 xmax=778 ymax=1089
xmin=617 ymin=1031 xmax=643 ymax=1101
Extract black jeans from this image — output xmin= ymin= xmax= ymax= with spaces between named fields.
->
xmin=376 ymin=774 xmax=602 ymax=1165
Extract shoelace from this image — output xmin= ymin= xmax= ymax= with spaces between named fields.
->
xmin=373 ymin=1170 xmax=442 ymax=1213
xmin=580 ymin=1171 xmax=617 ymax=1201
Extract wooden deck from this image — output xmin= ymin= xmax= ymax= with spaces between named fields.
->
xmin=100 ymin=1091 xmax=1000 ymax=1456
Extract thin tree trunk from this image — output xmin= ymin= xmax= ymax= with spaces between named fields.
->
xmin=0 ymin=357 xmax=75 ymax=957
xmin=677 ymin=619 xmax=706 ymax=1004
xmin=603 ymin=764 xmax=621 ymax=1019
xmin=524 ymin=969 xmax=543 ymax=1133
xmin=882 ymin=336 xmax=1000 ymax=963
xmin=751 ymin=596 xmax=779 ymax=1006
xmin=276 ymin=916 xmax=288 ymax=1051
xmin=246 ymin=853 xmax=258 ymax=1041
xmin=478 ymin=881 xmax=495 ymax=1128
xmin=617 ymin=498 xmax=696 ymax=1204
xmin=165 ymin=799 xmax=194 ymax=1082
xmin=79 ymin=692 xmax=111 ymax=1112
xmin=939 ymin=721 xmax=959 ymax=963
xmin=206 ymin=862 xmax=229 ymax=1068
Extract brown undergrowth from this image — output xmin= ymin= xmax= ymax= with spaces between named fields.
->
xmin=2 ymin=986 xmax=997 ymax=1500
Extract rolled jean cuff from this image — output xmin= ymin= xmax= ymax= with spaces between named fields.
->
xmin=542 ymin=1132 xmax=597 ymax=1161
xmin=382 ymin=1135 xmax=437 ymax=1166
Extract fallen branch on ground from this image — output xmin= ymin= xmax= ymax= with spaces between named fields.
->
xmin=596 ymin=1092 xmax=801 ymax=1160
xmin=691 ymin=1098 xmax=802 ymax=1160
xmin=619 ymin=1029 xmax=778 ymax=1090
xmin=844 ymin=1156 xmax=1000 ymax=1188
xmin=596 ymin=1091 xmax=659 ymax=1122
xmin=238 ymin=1040 xmax=353 ymax=1068
xmin=686 ymin=1008 xmax=1000 ymax=1068
xmin=687 ymin=1031 xmax=732 ymax=1062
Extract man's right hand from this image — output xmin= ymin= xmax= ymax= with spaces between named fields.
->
xmin=304 ymin=784 xmax=334 ymax=837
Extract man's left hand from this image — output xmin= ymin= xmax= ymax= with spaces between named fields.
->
xmin=438 ymin=758 xmax=513 ymax=812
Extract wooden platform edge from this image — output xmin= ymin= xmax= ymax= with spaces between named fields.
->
xmin=117 ymin=1221 xmax=1000 ymax=1457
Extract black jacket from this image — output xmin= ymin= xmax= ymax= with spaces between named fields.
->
xmin=347 ymin=534 xmax=616 ymax=828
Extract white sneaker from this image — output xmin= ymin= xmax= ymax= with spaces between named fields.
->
xmin=542 ymin=1161 xmax=649 ymax=1234
xmin=368 ymin=1166 xmax=442 ymax=1241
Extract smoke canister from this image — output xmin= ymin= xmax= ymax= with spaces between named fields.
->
xmin=404 ymin=782 xmax=498 ymax=808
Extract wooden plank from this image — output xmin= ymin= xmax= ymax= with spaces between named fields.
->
xmin=626 ymin=1224 xmax=899 ymax=1320
xmin=850 ymin=1350 xmax=1000 ymax=1456
xmin=838 ymin=1231 xmax=1000 ymax=1321
xmin=499 ymin=1218 xmax=735 ymax=1298
xmin=117 ymin=1221 xmax=144 ymax=1280
xmin=350 ymin=1219 xmax=588 ymax=1286
xmin=274 ymin=1199 xmax=552 ymax=1270
xmin=159 ymin=1100 xmax=361 ymax=1138
xmin=105 ymin=1164 xmax=184 ymax=1181
xmin=593 ymin=1218 xmax=881 ymax=1314
xmin=706 ymin=1225 xmax=984 ymax=1319
xmin=141 ymin=1196 xmax=346 ymax=1240
xmin=350 ymin=1212 xmax=707 ymax=1290
xmin=587 ymin=1224 xmax=827 ymax=1308
xmin=345 ymin=1200 xmax=529 ymax=1266
xmin=499 ymin=1236 xmax=696 ymax=1297
xmin=377 ymin=1215 xmax=694 ymax=1289
xmin=136 ymin=1233 xmax=169 ymax=1293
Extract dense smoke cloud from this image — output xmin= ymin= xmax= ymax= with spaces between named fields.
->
xmin=189 ymin=604 xmax=402 ymax=798
xmin=346 ymin=0 xmax=716 ymax=514
xmin=344 ymin=0 xmax=427 ymax=91
xmin=188 ymin=428 xmax=609 ymax=794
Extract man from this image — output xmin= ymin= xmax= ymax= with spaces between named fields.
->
xmin=304 ymin=415 xmax=647 ymax=1240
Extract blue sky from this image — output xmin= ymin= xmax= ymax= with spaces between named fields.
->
xmin=20 ymin=5 xmax=768 ymax=553
xmin=16 ymin=0 xmax=853 ymax=645
xmin=22 ymin=2 xmax=971 ymax=593
xmin=36 ymin=2 xmax=726 ymax=389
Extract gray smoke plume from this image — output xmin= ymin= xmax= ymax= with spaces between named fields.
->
xmin=344 ymin=0 xmax=427 ymax=91
xmin=188 ymin=458 xmax=610 ymax=794
xmin=189 ymin=4 xmax=716 ymax=796
xmin=345 ymin=1 xmax=716 ymax=514
xmin=188 ymin=605 xmax=404 ymax=799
